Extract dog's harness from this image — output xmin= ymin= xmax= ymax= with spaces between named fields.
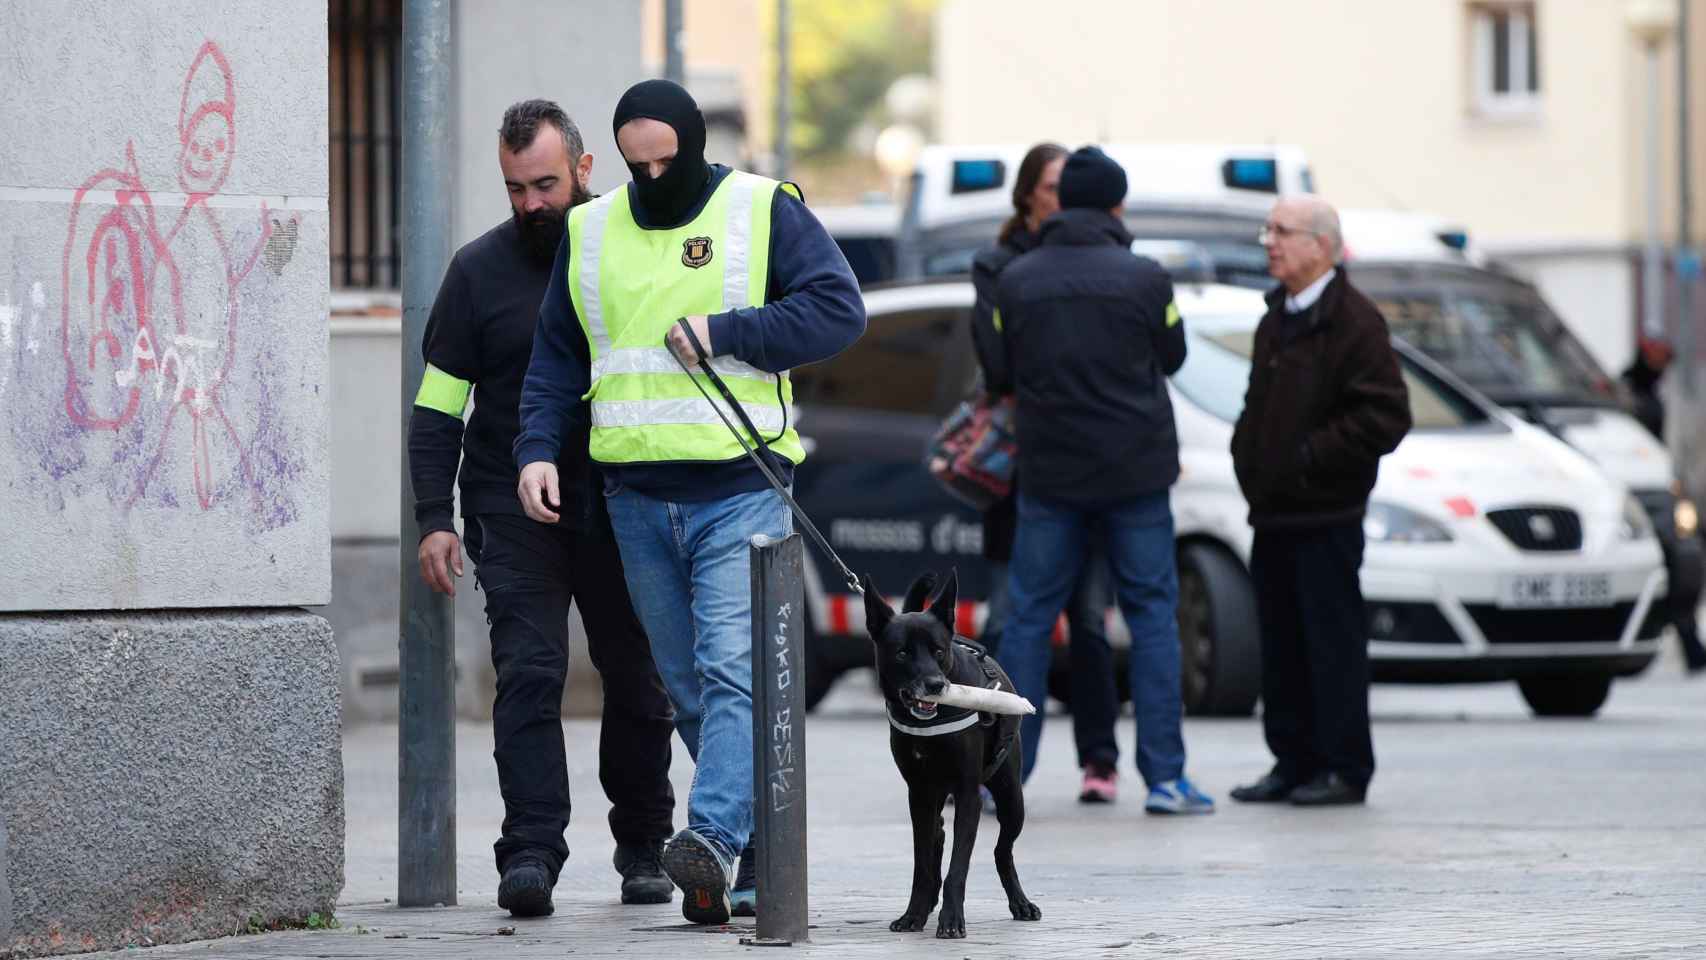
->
xmin=885 ymin=640 xmax=1020 ymax=782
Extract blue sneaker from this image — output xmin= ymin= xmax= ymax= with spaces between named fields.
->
xmin=730 ymin=843 xmax=757 ymax=917
xmin=1144 ymin=776 xmax=1216 ymax=815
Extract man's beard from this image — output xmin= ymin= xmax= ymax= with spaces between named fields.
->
xmin=515 ymin=182 xmax=586 ymax=264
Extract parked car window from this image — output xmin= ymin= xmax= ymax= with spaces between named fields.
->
xmin=1173 ymin=319 xmax=1487 ymax=430
xmin=1368 ymin=290 xmax=1615 ymax=406
xmin=792 ymin=307 xmax=963 ymax=416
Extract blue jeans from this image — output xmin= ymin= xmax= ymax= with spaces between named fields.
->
xmin=604 ymin=484 xmax=792 ymax=863
xmin=999 ymin=491 xmax=1186 ymax=788
xmin=983 ymin=556 xmax=1120 ymax=772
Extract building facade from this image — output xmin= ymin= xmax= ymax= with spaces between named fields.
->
xmin=936 ymin=0 xmax=1706 ymax=374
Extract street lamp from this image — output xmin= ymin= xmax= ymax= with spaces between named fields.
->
xmin=1626 ymin=0 xmax=1678 ymax=341
xmin=874 ymin=124 xmax=925 ymax=197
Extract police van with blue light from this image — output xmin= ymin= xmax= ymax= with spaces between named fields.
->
xmin=817 ymin=143 xmax=1307 ymax=286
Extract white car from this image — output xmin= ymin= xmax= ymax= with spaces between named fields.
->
xmin=792 ymin=280 xmax=1668 ymax=719
xmin=1168 ymin=284 xmax=1667 ymax=717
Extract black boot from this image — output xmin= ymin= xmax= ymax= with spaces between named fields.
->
xmin=614 ymin=838 xmax=673 ymax=905
xmin=497 ymin=854 xmax=555 ymax=918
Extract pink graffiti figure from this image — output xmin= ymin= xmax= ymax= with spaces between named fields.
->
xmin=61 ymin=40 xmax=274 ymax=511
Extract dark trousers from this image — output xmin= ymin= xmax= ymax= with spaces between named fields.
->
xmin=467 ymin=513 xmax=676 ymax=878
xmin=1250 ymin=521 xmax=1375 ymax=788
xmin=982 ymin=552 xmax=1118 ymax=771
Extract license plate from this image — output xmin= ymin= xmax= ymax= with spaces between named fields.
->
xmin=1497 ymin=573 xmax=1613 ymax=609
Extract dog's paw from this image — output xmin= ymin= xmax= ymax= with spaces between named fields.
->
xmin=935 ymin=912 xmax=966 ymax=939
xmin=1010 ymin=898 xmax=1042 ymax=921
xmin=889 ymin=912 xmax=929 ymax=933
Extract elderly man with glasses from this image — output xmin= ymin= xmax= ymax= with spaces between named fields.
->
xmin=1228 ymin=196 xmax=1412 ymax=807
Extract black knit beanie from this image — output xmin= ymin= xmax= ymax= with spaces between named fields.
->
xmin=1057 ymin=146 xmax=1127 ymax=210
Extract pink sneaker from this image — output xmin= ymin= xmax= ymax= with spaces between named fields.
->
xmin=1078 ymin=765 xmax=1118 ymax=804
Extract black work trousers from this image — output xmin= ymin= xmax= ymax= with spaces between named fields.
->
xmin=1249 ymin=521 xmax=1375 ymax=788
xmin=467 ymin=513 xmax=676 ymax=878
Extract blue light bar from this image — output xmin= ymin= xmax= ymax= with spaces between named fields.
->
xmin=951 ymin=159 xmax=1006 ymax=194
xmin=1222 ymin=157 xmax=1278 ymax=193
xmin=1436 ymin=230 xmax=1469 ymax=251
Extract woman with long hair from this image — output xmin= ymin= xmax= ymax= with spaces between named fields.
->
xmin=970 ymin=142 xmax=1125 ymax=805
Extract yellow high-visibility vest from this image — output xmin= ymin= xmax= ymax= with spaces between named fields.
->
xmin=566 ymin=171 xmax=805 ymax=466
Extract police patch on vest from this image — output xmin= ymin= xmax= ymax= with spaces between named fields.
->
xmin=682 ymin=236 xmax=714 ymax=268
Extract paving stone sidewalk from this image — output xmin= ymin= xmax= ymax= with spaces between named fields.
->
xmin=73 ymin=650 xmax=1706 ymax=960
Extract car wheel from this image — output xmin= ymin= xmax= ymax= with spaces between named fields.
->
xmin=1177 ymin=542 xmax=1261 ymax=717
xmin=1517 ymin=675 xmax=1613 ymax=717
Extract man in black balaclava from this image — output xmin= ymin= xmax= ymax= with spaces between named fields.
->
xmin=611 ymin=78 xmax=712 ymax=226
xmin=517 ymin=79 xmax=865 ymax=925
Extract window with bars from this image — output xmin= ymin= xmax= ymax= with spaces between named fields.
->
xmin=330 ymin=0 xmax=402 ymax=290
xmin=1470 ymin=3 xmax=1541 ymax=117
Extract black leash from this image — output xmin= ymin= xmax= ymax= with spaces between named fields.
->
xmin=667 ymin=320 xmax=865 ymax=596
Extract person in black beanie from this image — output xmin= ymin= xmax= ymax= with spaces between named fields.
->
xmin=988 ymin=146 xmax=1214 ymax=815
xmin=970 ymin=143 xmax=1123 ymax=806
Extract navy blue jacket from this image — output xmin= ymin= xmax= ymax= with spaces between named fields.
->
xmin=515 ymin=165 xmax=865 ymax=501
xmin=994 ymin=208 xmax=1187 ymax=505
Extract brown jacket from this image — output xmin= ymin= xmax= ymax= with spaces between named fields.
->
xmin=1231 ymin=268 xmax=1412 ymax=530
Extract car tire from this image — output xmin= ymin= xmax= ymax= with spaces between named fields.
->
xmin=1177 ymin=542 xmax=1261 ymax=717
xmin=1517 ymin=675 xmax=1613 ymax=717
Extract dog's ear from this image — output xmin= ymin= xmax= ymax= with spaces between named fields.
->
xmin=861 ymin=574 xmax=894 ymax=637
xmin=926 ymin=567 xmax=959 ymax=635
xmin=902 ymin=572 xmax=938 ymax=614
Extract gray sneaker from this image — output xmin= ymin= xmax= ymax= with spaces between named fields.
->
xmin=661 ymin=829 xmax=733 ymax=925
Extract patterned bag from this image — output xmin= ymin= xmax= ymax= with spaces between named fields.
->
xmin=926 ymin=394 xmax=1018 ymax=510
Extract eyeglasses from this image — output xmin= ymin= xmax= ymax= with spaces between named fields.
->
xmin=1258 ymin=222 xmax=1317 ymax=244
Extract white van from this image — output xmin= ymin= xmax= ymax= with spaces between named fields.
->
xmin=822 ymin=143 xmax=1313 ymax=284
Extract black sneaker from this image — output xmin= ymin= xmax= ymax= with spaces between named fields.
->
xmin=614 ymin=838 xmax=673 ymax=905
xmin=661 ymin=829 xmax=733 ymax=925
xmin=497 ymin=855 xmax=554 ymax=918
xmin=730 ymin=843 xmax=757 ymax=917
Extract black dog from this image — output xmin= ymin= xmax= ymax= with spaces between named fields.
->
xmin=864 ymin=569 xmax=1042 ymax=939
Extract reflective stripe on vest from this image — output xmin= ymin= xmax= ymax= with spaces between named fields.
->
xmin=567 ymin=171 xmax=805 ymax=466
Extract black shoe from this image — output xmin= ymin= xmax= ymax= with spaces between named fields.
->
xmin=730 ymin=843 xmax=757 ymax=917
xmin=614 ymin=839 xmax=673 ymax=905
xmin=1229 ymin=769 xmax=1297 ymax=803
xmin=1289 ymin=772 xmax=1367 ymax=807
xmin=497 ymin=855 xmax=555 ymax=918
xmin=661 ymin=829 xmax=733 ymax=925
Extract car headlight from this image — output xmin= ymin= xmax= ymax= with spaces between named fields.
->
xmin=1676 ymin=497 xmax=1699 ymax=540
xmin=1364 ymin=502 xmax=1453 ymax=543
xmin=1620 ymin=494 xmax=1654 ymax=541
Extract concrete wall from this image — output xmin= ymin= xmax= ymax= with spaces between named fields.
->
xmin=0 ymin=2 xmax=340 ymax=955
xmin=452 ymin=1 xmax=644 ymax=246
xmin=0 ymin=0 xmax=330 ymax=610
xmin=0 ymin=611 xmax=342 ymax=957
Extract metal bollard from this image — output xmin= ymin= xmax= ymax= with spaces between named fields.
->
xmin=744 ymin=533 xmax=809 ymax=946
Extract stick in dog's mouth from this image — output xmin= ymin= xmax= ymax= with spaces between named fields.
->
xmin=923 ymin=682 xmax=1037 ymax=716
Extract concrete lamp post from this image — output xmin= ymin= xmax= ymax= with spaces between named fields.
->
xmin=1627 ymin=0 xmax=1678 ymax=340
